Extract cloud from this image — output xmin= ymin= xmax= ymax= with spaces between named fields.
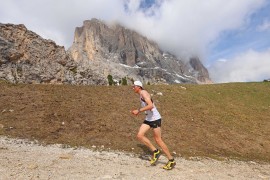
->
xmin=0 ymin=0 xmax=267 ymax=69
xmin=121 ymin=0 xmax=266 ymax=60
xmin=209 ymin=49 xmax=270 ymax=83
xmin=0 ymin=0 xmax=267 ymax=62
xmin=0 ymin=0 xmax=126 ymax=47
xmin=257 ymin=20 xmax=270 ymax=32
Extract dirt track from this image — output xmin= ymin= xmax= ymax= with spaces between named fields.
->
xmin=0 ymin=137 xmax=269 ymax=180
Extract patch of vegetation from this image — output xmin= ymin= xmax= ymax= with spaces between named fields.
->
xmin=107 ymin=74 xmax=113 ymax=86
xmin=121 ymin=77 xmax=127 ymax=85
xmin=0 ymin=79 xmax=11 ymax=84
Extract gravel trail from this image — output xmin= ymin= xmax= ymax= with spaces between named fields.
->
xmin=0 ymin=137 xmax=269 ymax=180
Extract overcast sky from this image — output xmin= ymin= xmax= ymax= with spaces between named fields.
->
xmin=0 ymin=0 xmax=270 ymax=83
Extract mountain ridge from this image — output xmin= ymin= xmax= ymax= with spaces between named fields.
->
xmin=69 ymin=18 xmax=212 ymax=84
xmin=0 ymin=19 xmax=211 ymax=85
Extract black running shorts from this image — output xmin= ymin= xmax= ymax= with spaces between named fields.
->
xmin=143 ymin=119 xmax=161 ymax=128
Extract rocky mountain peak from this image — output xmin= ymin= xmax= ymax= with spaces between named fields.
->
xmin=0 ymin=19 xmax=211 ymax=85
xmin=69 ymin=18 xmax=211 ymax=84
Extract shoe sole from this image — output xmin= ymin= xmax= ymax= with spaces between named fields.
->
xmin=163 ymin=162 xmax=176 ymax=170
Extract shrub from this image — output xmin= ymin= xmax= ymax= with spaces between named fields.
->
xmin=107 ymin=75 xmax=113 ymax=86
xmin=122 ymin=77 xmax=127 ymax=85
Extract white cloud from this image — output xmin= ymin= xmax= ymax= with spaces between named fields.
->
xmin=0 ymin=0 xmax=126 ymax=47
xmin=257 ymin=20 xmax=270 ymax=32
xmin=209 ymin=49 xmax=270 ymax=83
xmin=122 ymin=0 xmax=266 ymax=60
xmin=0 ymin=0 xmax=268 ymax=66
xmin=217 ymin=59 xmax=227 ymax=62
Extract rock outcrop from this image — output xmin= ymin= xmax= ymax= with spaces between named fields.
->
xmin=0 ymin=23 xmax=106 ymax=85
xmin=69 ymin=19 xmax=211 ymax=84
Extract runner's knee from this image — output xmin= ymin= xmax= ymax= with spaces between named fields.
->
xmin=137 ymin=133 xmax=144 ymax=140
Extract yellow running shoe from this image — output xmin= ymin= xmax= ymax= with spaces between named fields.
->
xmin=163 ymin=159 xmax=176 ymax=170
xmin=150 ymin=149 xmax=161 ymax=165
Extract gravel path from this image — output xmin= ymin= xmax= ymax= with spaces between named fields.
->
xmin=0 ymin=137 xmax=269 ymax=180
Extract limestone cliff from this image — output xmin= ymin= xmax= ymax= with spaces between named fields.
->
xmin=69 ymin=18 xmax=211 ymax=84
xmin=0 ymin=23 xmax=106 ymax=85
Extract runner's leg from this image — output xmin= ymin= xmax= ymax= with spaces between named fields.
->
xmin=153 ymin=127 xmax=173 ymax=160
xmin=137 ymin=124 xmax=156 ymax=151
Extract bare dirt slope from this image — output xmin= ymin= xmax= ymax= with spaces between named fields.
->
xmin=0 ymin=82 xmax=269 ymax=162
xmin=0 ymin=137 xmax=269 ymax=180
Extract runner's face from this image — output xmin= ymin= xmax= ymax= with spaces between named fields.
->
xmin=132 ymin=85 xmax=140 ymax=93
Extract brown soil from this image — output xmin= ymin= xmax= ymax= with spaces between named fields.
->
xmin=0 ymin=82 xmax=269 ymax=162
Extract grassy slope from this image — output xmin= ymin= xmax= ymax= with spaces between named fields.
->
xmin=0 ymin=81 xmax=269 ymax=162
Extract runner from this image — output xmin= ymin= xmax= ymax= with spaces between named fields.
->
xmin=131 ymin=80 xmax=176 ymax=170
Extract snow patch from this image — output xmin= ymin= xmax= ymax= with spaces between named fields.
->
xmin=119 ymin=63 xmax=141 ymax=69
xmin=119 ymin=63 xmax=132 ymax=68
xmin=176 ymin=74 xmax=189 ymax=80
xmin=163 ymin=52 xmax=169 ymax=56
xmin=133 ymin=65 xmax=141 ymax=68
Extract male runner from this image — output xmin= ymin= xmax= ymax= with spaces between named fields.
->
xmin=131 ymin=80 xmax=176 ymax=170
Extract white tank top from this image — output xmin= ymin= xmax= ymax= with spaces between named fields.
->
xmin=140 ymin=95 xmax=161 ymax=122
